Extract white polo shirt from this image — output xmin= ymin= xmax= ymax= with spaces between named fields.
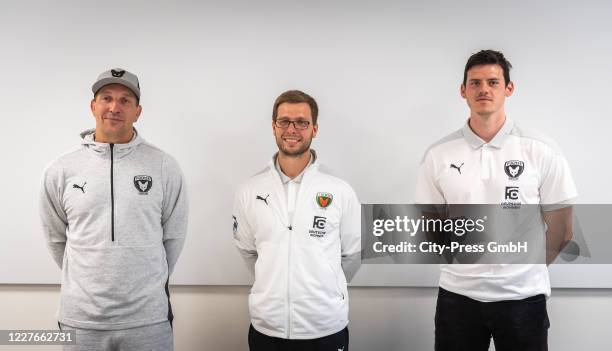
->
xmin=415 ymin=118 xmax=577 ymax=302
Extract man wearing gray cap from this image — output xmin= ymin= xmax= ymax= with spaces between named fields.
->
xmin=40 ymin=68 xmax=188 ymax=350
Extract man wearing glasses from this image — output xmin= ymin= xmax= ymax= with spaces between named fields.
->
xmin=233 ymin=90 xmax=361 ymax=351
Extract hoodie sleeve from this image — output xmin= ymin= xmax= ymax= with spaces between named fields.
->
xmin=161 ymin=154 xmax=189 ymax=275
xmin=232 ymin=186 xmax=257 ymax=275
xmin=340 ymin=184 xmax=361 ymax=282
xmin=39 ymin=163 xmax=68 ymax=269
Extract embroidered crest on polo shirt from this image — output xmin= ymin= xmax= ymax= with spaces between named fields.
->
xmin=134 ymin=175 xmax=153 ymax=194
xmin=316 ymin=192 xmax=333 ymax=208
xmin=504 ymin=160 xmax=524 ymax=180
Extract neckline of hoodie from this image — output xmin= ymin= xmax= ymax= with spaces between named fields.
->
xmin=80 ymin=129 xmax=144 ymax=159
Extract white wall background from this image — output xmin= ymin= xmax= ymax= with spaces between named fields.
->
xmin=1 ymin=0 xmax=611 ymax=286
xmin=1 ymin=0 xmax=611 ymax=349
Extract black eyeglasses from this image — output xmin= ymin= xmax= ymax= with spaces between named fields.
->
xmin=274 ymin=119 xmax=311 ymax=130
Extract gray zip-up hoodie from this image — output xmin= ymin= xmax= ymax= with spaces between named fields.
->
xmin=39 ymin=129 xmax=188 ymax=330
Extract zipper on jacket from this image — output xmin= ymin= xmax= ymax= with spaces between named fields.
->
xmin=283 ymin=169 xmax=312 ymax=339
xmin=110 ymin=143 xmax=115 ymax=242
xmin=286 ymin=224 xmax=292 ymax=338
xmin=271 ymin=164 xmax=315 ymax=339
xmin=268 ymin=167 xmax=293 ymax=338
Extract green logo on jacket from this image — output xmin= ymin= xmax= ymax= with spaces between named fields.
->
xmin=316 ymin=192 xmax=333 ymax=208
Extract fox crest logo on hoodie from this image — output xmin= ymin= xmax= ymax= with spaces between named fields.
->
xmin=134 ymin=175 xmax=153 ymax=195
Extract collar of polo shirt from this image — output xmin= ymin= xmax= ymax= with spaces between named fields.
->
xmin=462 ymin=118 xmax=515 ymax=149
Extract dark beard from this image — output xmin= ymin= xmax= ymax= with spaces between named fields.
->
xmin=276 ymin=137 xmax=312 ymax=157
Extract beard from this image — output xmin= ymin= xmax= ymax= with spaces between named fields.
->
xmin=275 ymin=133 xmax=312 ymax=157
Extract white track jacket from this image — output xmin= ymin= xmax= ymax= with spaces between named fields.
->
xmin=233 ymin=155 xmax=361 ymax=339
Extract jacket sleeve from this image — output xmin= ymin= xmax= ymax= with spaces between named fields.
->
xmin=39 ymin=164 xmax=68 ymax=269
xmin=232 ymin=187 xmax=257 ymax=275
xmin=161 ymin=155 xmax=189 ymax=275
xmin=340 ymin=185 xmax=361 ymax=282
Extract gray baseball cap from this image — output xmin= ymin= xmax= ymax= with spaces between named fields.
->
xmin=92 ymin=68 xmax=141 ymax=99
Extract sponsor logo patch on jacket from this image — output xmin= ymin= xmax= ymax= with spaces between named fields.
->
xmin=309 ymin=216 xmax=327 ymax=237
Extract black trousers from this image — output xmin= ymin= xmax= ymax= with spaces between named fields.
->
xmin=435 ymin=288 xmax=549 ymax=351
xmin=248 ymin=325 xmax=349 ymax=351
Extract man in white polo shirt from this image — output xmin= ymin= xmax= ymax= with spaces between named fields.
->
xmin=415 ymin=50 xmax=577 ymax=351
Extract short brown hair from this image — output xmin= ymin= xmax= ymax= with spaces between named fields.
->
xmin=463 ymin=50 xmax=513 ymax=87
xmin=272 ymin=90 xmax=319 ymax=125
